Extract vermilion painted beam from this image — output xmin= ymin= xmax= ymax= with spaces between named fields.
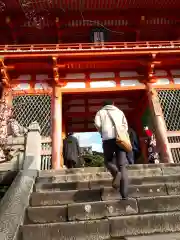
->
xmin=12 ymin=89 xmax=52 ymax=96
xmin=61 ymin=85 xmax=145 ymax=94
xmin=13 ymin=25 xmax=179 ymax=39
xmin=63 ymin=103 xmax=136 ymax=108
xmin=2 ymin=10 xmax=180 ymax=23
xmin=57 ymin=10 xmax=180 ymax=22
xmin=2 ymin=49 xmax=180 ymax=59
xmin=6 ymin=64 xmax=180 ymax=77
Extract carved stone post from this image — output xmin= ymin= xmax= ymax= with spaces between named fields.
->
xmin=146 ymin=83 xmax=173 ymax=163
xmin=23 ymin=121 xmax=41 ymax=170
xmin=0 ymin=88 xmax=12 ymax=161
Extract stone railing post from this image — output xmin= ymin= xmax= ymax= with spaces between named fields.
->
xmin=23 ymin=121 xmax=41 ymax=171
xmin=0 ymin=121 xmax=41 ymax=240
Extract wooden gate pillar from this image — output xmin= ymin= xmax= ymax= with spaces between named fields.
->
xmin=51 ymin=86 xmax=63 ymax=169
xmin=146 ymin=83 xmax=173 ymax=163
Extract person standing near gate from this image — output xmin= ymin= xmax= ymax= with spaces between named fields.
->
xmin=94 ymin=100 xmax=129 ymax=200
xmin=63 ymin=132 xmax=81 ymax=168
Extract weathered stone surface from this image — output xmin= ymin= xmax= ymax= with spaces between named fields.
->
xmin=38 ymin=168 xmax=106 ymax=178
xmin=38 ymin=164 xmax=180 ymax=178
xmin=80 ymin=167 xmax=107 ymax=173
xmin=38 ymin=170 xmax=66 ymax=177
xmin=0 ymin=170 xmax=17 ymax=185
xmin=110 ymin=212 xmax=180 ymax=237
xmin=35 ymin=181 xmax=89 ymax=192
xmin=138 ymin=195 xmax=180 ymax=213
xmin=127 ymin=164 xmax=161 ymax=170
xmin=101 ymin=187 xmax=123 ymax=201
xmin=68 ymin=199 xmax=138 ymax=221
xmin=36 ymin=174 xmax=180 ymax=193
xmin=26 ymin=206 xmax=67 ymax=223
xmin=38 ymin=167 xmax=107 ymax=177
xmin=102 ymin=184 xmax=167 ymax=201
xmin=128 ymin=168 xmax=162 ymax=178
xmin=36 ymin=176 xmax=72 ymax=184
xmin=166 ymin=183 xmax=180 ymax=195
xmin=30 ymin=189 xmax=101 ymax=206
xmin=38 ymin=167 xmax=163 ymax=179
xmin=59 ymin=173 xmax=94 ymax=182
xmin=126 ymin=233 xmax=180 ymax=240
xmin=22 ymin=220 xmax=110 ymax=240
xmin=24 ymin=122 xmax=41 ymax=171
xmin=162 ymin=167 xmax=180 ymax=176
xmin=0 ymin=160 xmax=20 ymax=171
xmin=0 ymin=170 xmax=36 ymax=240
xmin=89 ymin=179 xmax=112 ymax=189
xmin=162 ymin=175 xmax=180 ymax=183
xmin=21 ymin=165 xmax=180 ymax=240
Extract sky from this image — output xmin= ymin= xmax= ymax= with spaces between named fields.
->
xmin=74 ymin=132 xmax=103 ymax=152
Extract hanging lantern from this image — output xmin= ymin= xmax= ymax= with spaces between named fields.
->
xmin=90 ymin=27 xmax=108 ymax=43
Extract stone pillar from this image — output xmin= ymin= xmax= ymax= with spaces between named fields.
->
xmin=23 ymin=121 xmax=41 ymax=171
xmin=0 ymin=87 xmax=12 ymax=161
xmin=146 ymin=83 xmax=173 ymax=163
xmin=0 ymin=122 xmax=41 ymax=240
xmin=51 ymin=85 xmax=63 ymax=169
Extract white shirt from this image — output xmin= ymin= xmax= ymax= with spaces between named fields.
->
xmin=94 ymin=105 xmax=128 ymax=141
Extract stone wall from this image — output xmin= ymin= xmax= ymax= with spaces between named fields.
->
xmin=0 ymin=122 xmax=42 ymax=240
xmin=0 ymin=90 xmax=12 ymax=161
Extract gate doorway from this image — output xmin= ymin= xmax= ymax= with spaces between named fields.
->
xmin=62 ymin=88 xmax=152 ymax=164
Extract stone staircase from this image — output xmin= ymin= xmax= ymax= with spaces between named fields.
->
xmin=21 ymin=164 xmax=180 ymax=240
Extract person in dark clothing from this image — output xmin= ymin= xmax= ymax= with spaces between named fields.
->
xmin=94 ymin=100 xmax=129 ymax=200
xmin=126 ymin=127 xmax=140 ymax=164
xmin=63 ymin=133 xmax=81 ymax=169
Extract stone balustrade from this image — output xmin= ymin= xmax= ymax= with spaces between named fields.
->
xmin=0 ymin=121 xmax=42 ymax=240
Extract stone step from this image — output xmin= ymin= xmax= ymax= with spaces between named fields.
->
xmin=22 ymin=211 xmax=180 ymax=240
xmin=38 ymin=164 xmax=180 ymax=177
xmin=39 ymin=168 xmax=160 ymax=179
xmin=37 ymin=166 xmax=180 ymax=182
xmin=26 ymin=199 xmax=137 ymax=224
xmin=30 ymin=182 xmax=180 ymax=206
xmin=35 ymin=174 xmax=180 ymax=192
xmin=126 ymin=233 xmax=180 ymax=240
xmin=26 ymin=195 xmax=180 ymax=224
xmin=22 ymin=219 xmax=110 ymax=240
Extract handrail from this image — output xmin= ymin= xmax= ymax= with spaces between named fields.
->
xmin=0 ymin=122 xmax=41 ymax=240
xmin=0 ymin=40 xmax=180 ymax=54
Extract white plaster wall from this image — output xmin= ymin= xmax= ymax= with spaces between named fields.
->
xmin=120 ymin=80 xmax=143 ymax=86
xmin=90 ymin=81 xmax=116 ymax=88
xmin=152 ymin=78 xmax=170 ymax=85
xmin=13 ymin=83 xmax=30 ymax=90
xmin=63 ymin=82 xmax=86 ymax=88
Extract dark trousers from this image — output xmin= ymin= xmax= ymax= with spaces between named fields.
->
xmin=65 ymin=159 xmax=76 ymax=169
xmin=103 ymin=138 xmax=128 ymax=198
xmin=127 ymin=151 xmax=134 ymax=164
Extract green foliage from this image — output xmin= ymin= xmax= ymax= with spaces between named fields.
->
xmin=83 ymin=152 xmax=104 ymax=167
